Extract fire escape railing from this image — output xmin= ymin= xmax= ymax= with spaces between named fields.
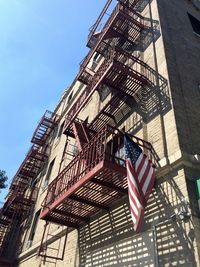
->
xmin=87 ymin=0 xmax=113 ymax=47
xmin=31 ymin=110 xmax=58 ymax=146
xmin=64 ymin=48 xmax=158 ymax=136
xmin=39 ymin=0 xmax=161 ymax=250
xmin=2 ymin=110 xmax=58 ymax=219
xmin=82 ymin=2 xmax=151 ymax=72
xmin=42 ymin=125 xmax=157 ymax=213
xmin=43 ymin=125 xmax=117 ymax=208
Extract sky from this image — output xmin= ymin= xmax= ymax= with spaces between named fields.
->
xmin=0 ymin=0 xmax=109 ymax=201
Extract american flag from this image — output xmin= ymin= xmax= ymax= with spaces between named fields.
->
xmin=124 ymin=135 xmax=155 ymax=232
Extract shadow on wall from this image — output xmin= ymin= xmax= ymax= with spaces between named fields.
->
xmin=124 ymin=73 xmax=171 ymax=137
xmin=134 ymin=0 xmax=153 ymax=13
xmin=130 ymin=18 xmax=160 ymax=53
xmin=78 ymin=166 xmax=197 ymax=267
xmin=121 ymin=0 xmax=153 ymax=13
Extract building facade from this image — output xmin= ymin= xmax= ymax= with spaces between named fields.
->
xmin=1 ymin=0 xmax=200 ymax=266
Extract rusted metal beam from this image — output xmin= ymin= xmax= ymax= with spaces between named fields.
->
xmin=54 ymin=209 xmax=89 ymax=223
xmin=40 ymin=161 xmax=104 ymax=219
xmin=45 ymin=216 xmax=79 ymax=229
xmin=69 ymin=195 xmax=109 ymax=211
xmin=91 ymin=178 xmax=127 ymax=195
xmin=87 ymin=0 xmax=113 ymax=47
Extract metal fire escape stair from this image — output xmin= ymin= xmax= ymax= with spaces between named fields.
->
xmin=0 ymin=110 xmax=59 ymax=261
xmin=31 ymin=111 xmax=58 ymax=146
xmin=40 ymin=126 xmax=157 ymax=228
xmin=64 ymin=48 xmax=159 ymax=137
xmin=72 ymin=120 xmax=91 ymax=151
xmin=40 ymin=0 xmax=160 ymax=254
xmin=38 ymin=222 xmax=68 ymax=261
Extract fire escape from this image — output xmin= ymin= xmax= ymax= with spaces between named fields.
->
xmin=40 ymin=0 xmax=160 ymax=254
xmin=0 ymin=111 xmax=58 ymax=264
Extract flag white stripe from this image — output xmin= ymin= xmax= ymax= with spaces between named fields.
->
xmin=135 ymin=153 xmax=143 ymax=171
xmin=142 ymin=167 xmax=154 ymax=194
xmin=133 ymin=206 xmax=142 ymax=231
xmin=127 ymin=162 xmax=140 ymax=194
xmin=127 ymin=175 xmax=142 ymax=210
xmin=130 ymin=209 xmax=137 ymax=224
xmin=128 ymin=190 xmax=139 ymax=216
xmin=138 ymin=157 xmax=149 ymax=182
xmin=125 ymin=135 xmax=156 ymax=232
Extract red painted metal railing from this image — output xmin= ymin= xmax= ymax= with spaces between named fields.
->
xmin=87 ymin=0 xmax=113 ymax=47
xmin=87 ymin=0 xmax=146 ymax=48
xmin=64 ymin=48 xmax=157 ymax=135
xmin=43 ymin=125 xmax=157 ymax=212
xmin=31 ymin=110 xmax=58 ymax=146
xmin=0 ymin=214 xmax=11 ymax=259
xmin=84 ymin=3 xmax=147 ymax=71
xmin=3 ymin=143 xmax=46 ymax=217
xmin=3 ymin=183 xmax=38 ymax=216
xmin=12 ymin=144 xmax=48 ymax=185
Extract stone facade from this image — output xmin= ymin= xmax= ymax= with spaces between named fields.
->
xmin=4 ymin=0 xmax=200 ymax=266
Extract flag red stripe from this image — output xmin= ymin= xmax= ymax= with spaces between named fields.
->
xmin=127 ymin=161 xmax=146 ymax=207
xmin=143 ymin=168 xmax=155 ymax=198
xmin=135 ymin=155 xmax=147 ymax=177
xmin=134 ymin=207 xmax=144 ymax=232
xmin=124 ymin=135 xmax=156 ymax=233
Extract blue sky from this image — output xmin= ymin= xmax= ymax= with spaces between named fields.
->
xmin=0 ymin=0 xmax=107 ymax=201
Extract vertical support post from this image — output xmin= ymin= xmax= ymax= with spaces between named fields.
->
xmin=38 ymin=221 xmax=48 ymax=256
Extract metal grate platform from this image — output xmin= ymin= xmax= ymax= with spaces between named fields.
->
xmin=31 ymin=110 xmax=58 ymax=146
xmin=41 ymin=126 xmax=156 ymax=227
xmin=64 ymin=48 xmax=157 ymax=136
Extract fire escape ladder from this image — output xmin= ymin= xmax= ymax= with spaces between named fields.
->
xmin=38 ymin=222 xmax=68 ymax=261
xmin=87 ymin=0 xmax=113 ymax=48
xmin=0 ymin=217 xmax=10 ymax=257
xmin=72 ymin=121 xmax=91 ymax=152
xmin=66 ymin=47 xmax=158 ymax=135
xmin=40 ymin=126 xmax=158 ymax=229
xmin=31 ymin=110 xmax=58 ymax=147
xmin=0 ymin=209 xmax=21 ymax=263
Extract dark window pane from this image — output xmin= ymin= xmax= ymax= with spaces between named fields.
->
xmin=188 ymin=13 xmax=200 ymax=36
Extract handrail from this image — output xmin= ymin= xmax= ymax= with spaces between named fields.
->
xmin=82 ymin=2 xmax=148 ymax=74
xmin=87 ymin=0 xmax=145 ymax=46
xmin=31 ymin=110 xmax=58 ymax=146
xmin=44 ymin=125 xmax=157 ymax=208
xmin=87 ymin=0 xmax=113 ymax=45
xmin=65 ymin=48 xmax=158 ymax=134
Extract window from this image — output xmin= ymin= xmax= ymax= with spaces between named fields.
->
xmin=43 ymin=158 xmax=55 ymax=187
xmin=67 ymin=91 xmax=73 ymax=104
xmin=91 ymin=53 xmax=101 ymax=69
xmin=188 ymin=13 xmax=200 ymax=36
xmin=57 ymin=122 xmax=65 ymax=138
xmin=72 ymin=144 xmax=78 ymax=156
xmin=99 ymin=85 xmax=111 ymax=102
xmin=28 ymin=209 xmax=41 ymax=245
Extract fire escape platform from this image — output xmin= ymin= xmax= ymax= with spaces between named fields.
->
xmin=88 ymin=6 xmax=145 ymax=50
xmin=84 ymin=2 xmax=153 ymax=75
xmin=41 ymin=126 xmax=129 ymax=227
xmin=13 ymin=144 xmax=48 ymax=184
xmin=41 ymin=125 xmax=157 ymax=228
xmin=40 ymin=160 xmax=127 ymax=227
xmin=3 ymin=189 xmax=35 ymax=217
xmin=31 ymin=110 xmax=58 ymax=146
xmin=64 ymin=49 xmax=154 ymax=137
